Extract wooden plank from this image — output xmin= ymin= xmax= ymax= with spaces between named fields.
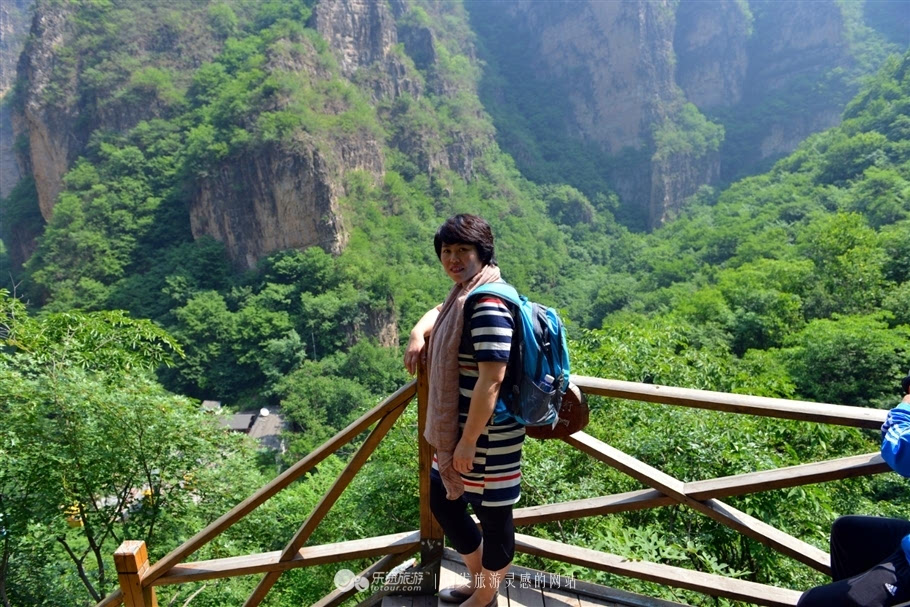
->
xmin=699 ymin=499 xmax=830 ymax=574
xmin=378 ymin=594 xmax=434 ymax=607
xmin=506 ymin=580 xmax=545 ymax=607
xmin=684 ymin=452 xmax=888 ymax=500
xmin=569 ymin=577 xmax=685 ymax=607
xmin=246 ymin=405 xmax=408 ymax=605
xmin=438 ymin=555 xmax=507 ymax=604
xmin=514 ymin=533 xmax=802 ymax=607
xmin=316 ymin=551 xmax=419 ymax=607
xmin=564 ymin=432 xmax=830 ymax=574
xmin=507 ymin=560 xmax=690 ymax=607
xmin=513 ymin=490 xmax=675 ymax=527
xmin=142 ymin=383 xmax=416 ymax=587
xmin=439 ymin=555 xmax=471 ymax=595
xmin=417 ymin=362 xmax=444 ymax=569
xmin=572 ymin=376 xmax=887 ymax=429
xmin=154 ymin=531 xmax=420 ymax=585
xmin=564 ymin=432 xmax=686 ymax=498
xmin=96 ymin=591 xmax=124 ymax=607
xmin=541 ymin=588 xmax=580 ymax=607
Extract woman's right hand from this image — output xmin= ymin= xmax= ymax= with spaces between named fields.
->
xmin=404 ymin=332 xmax=426 ymax=375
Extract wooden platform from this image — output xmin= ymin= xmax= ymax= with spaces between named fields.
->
xmin=380 ymin=550 xmax=690 ymax=607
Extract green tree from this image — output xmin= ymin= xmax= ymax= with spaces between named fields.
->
xmin=783 ymin=314 xmax=910 ymax=407
xmin=714 ymin=259 xmax=810 ymax=354
xmin=797 ymin=212 xmax=888 ymax=317
xmin=0 ymin=290 xmax=250 ymax=604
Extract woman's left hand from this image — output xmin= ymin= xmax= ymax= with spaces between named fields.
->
xmin=404 ymin=332 xmax=426 ymax=375
xmin=453 ymin=437 xmax=477 ymax=473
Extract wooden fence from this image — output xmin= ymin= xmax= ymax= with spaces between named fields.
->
xmin=97 ymin=371 xmax=890 ymax=607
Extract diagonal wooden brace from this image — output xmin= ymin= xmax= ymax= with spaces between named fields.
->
xmin=564 ymin=431 xmax=831 ymax=575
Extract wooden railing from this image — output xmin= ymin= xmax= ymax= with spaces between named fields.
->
xmin=97 ymin=371 xmax=890 ymax=607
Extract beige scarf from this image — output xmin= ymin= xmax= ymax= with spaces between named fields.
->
xmin=425 ymin=263 xmax=502 ymax=500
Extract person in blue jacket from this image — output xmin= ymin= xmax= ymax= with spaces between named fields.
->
xmin=797 ymin=375 xmax=910 ymax=606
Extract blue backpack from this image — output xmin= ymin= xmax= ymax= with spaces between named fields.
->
xmin=467 ymin=282 xmax=570 ymax=426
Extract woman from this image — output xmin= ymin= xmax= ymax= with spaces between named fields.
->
xmin=404 ymin=214 xmax=523 ymax=607
xmin=797 ymin=380 xmax=910 ymax=607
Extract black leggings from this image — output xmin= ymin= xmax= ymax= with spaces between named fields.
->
xmin=798 ymin=516 xmax=910 ymax=607
xmin=429 ymin=475 xmax=515 ymax=571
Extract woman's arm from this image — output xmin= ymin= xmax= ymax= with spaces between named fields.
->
xmin=453 ymin=360 xmax=507 ymax=474
xmin=882 ymin=393 xmax=910 ymax=477
xmin=404 ymin=304 xmax=442 ymax=375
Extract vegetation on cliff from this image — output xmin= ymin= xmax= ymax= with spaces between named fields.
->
xmin=0 ymin=0 xmax=908 ymax=605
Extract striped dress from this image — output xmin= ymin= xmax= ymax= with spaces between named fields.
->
xmin=432 ymin=292 xmax=526 ymax=507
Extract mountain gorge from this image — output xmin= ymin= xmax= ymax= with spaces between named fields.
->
xmin=1 ymin=2 xmax=909 ymax=605
xmin=470 ymin=0 xmax=904 ymax=227
xmin=0 ymin=0 xmax=906 ymax=401
xmin=3 ymin=0 xmax=903 ymax=274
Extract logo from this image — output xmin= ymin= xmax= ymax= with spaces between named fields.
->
xmin=333 ymin=568 xmax=370 ymax=592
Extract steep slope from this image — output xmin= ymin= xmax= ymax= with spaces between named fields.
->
xmin=0 ymin=0 xmax=31 ymax=199
xmin=5 ymin=0 xmax=601 ymax=340
xmin=3 ymin=0 xmax=498 ymax=273
xmin=469 ymin=0 xmax=902 ymax=229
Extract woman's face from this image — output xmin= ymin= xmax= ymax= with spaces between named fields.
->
xmin=440 ymin=242 xmax=483 ymax=284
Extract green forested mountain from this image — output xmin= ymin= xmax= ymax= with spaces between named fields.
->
xmin=0 ymin=0 xmax=908 ymax=605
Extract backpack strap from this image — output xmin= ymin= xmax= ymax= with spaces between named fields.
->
xmin=466 ymin=282 xmax=523 ymax=409
xmin=468 ymin=282 xmax=520 ymax=307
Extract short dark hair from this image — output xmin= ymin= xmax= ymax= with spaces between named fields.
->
xmin=434 ymin=214 xmax=496 ymax=266
xmin=902 ymin=375 xmax=910 ymax=395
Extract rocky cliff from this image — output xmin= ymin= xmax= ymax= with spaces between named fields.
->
xmin=8 ymin=1 xmax=223 ymax=242
xmin=11 ymin=4 xmax=77 ymax=222
xmin=736 ymin=0 xmax=850 ymax=166
xmin=0 ymin=0 xmax=32 ymax=199
xmin=6 ymin=0 xmax=490 ymax=272
xmin=476 ymin=0 xmax=720 ymax=228
xmin=503 ymin=0 xmax=678 ymax=154
xmin=192 ymin=142 xmax=353 ymax=270
xmin=3 ymin=0 xmax=895 ymax=279
xmin=674 ymin=0 xmax=750 ymax=109
xmin=470 ymin=0 xmax=876 ymax=227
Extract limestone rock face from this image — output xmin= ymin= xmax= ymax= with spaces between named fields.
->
xmin=473 ymin=0 xmax=860 ymax=227
xmin=502 ymin=0 xmax=732 ymax=227
xmin=674 ymin=0 xmax=750 ymax=109
xmin=746 ymin=0 xmax=849 ymax=162
xmin=749 ymin=0 xmax=847 ymax=89
xmin=191 ymin=141 xmax=370 ymax=270
xmin=499 ymin=0 xmax=713 ymax=226
xmin=311 ymin=0 xmax=489 ymax=181
xmin=13 ymin=4 xmax=77 ymax=221
xmin=650 ymin=151 xmax=720 ymax=227
xmin=759 ymin=109 xmax=842 ymax=160
xmin=0 ymin=0 xmax=32 ymax=199
xmin=0 ymin=108 xmax=21 ymax=200
xmin=515 ymin=0 xmax=678 ymax=154
xmin=10 ymin=1 xmax=221 ymax=222
xmin=313 ymin=0 xmax=422 ymax=100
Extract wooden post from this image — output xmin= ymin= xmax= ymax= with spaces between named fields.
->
xmin=114 ymin=541 xmax=158 ymax=607
xmin=417 ymin=361 xmax=443 ymax=592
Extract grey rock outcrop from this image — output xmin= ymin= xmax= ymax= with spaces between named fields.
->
xmin=473 ymin=0 xmax=863 ymax=227
xmin=191 ymin=141 xmax=360 ymax=270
